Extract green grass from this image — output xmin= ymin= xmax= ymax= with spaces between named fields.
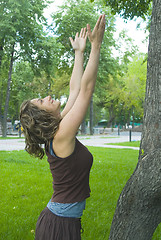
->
xmin=0 ymin=136 xmax=24 ymax=140
xmin=0 ymin=148 xmax=161 ymax=239
xmin=99 ymin=136 xmax=118 ymax=139
xmin=106 ymin=141 xmax=140 ymax=148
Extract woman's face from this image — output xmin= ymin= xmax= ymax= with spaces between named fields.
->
xmin=31 ymin=96 xmax=61 ymax=117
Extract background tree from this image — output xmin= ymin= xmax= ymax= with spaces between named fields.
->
xmin=99 ymin=0 xmax=152 ymax=19
xmin=101 ymin=32 xmax=140 ymax=128
xmin=7 ymin=35 xmax=61 ymax=123
xmin=0 ymin=56 xmax=9 ymax=129
xmin=0 ymin=0 xmax=49 ymax=137
xmin=117 ymin=54 xmax=147 ymax=128
xmin=10 ymin=61 xmax=35 ymax=120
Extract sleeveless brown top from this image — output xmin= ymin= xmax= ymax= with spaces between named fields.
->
xmin=46 ymin=138 xmax=93 ymax=203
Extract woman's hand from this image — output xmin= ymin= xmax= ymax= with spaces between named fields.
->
xmin=87 ymin=14 xmax=105 ymax=49
xmin=69 ymin=28 xmax=88 ymax=53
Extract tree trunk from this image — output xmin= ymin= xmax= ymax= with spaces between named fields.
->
xmin=90 ymin=95 xmax=94 ymax=135
xmin=109 ymin=1 xmax=161 ymax=239
xmin=0 ymin=39 xmax=4 ymax=67
xmin=0 ymin=84 xmax=3 ymax=135
xmin=81 ymin=119 xmax=86 ymax=135
xmin=132 ymin=106 xmax=135 ymax=129
xmin=2 ymin=44 xmax=14 ymax=137
xmin=0 ymin=41 xmax=4 ymax=131
xmin=107 ymin=104 xmax=115 ymax=128
xmin=0 ymin=83 xmax=3 ymax=121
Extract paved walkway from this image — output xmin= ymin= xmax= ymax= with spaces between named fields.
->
xmin=0 ymin=132 xmax=141 ymax=151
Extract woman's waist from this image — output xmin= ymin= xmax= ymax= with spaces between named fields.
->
xmin=52 ymin=182 xmax=91 ymax=203
xmin=47 ymin=199 xmax=86 ymax=218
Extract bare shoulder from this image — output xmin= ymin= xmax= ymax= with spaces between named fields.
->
xmin=52 ymin=131 xmax=76 ymax=158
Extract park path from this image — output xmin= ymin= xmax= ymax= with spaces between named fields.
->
xmin=0 ymin=132 xmax=141 ymax=151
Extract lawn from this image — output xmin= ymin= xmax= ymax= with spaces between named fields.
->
xmin=0 ymin=136 xmax=24 ymax=140
xmin=106 ymin=141 xmax=140 ymax=148
xmin=0 ymin=147 xmax=160 ymax=240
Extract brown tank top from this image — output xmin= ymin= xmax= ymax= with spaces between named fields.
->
xmin=45 ymin=138 xmax=93 ymax=203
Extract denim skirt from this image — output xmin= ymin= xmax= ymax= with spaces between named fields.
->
xmin=35 ymin=207 xmax=82 ymax=240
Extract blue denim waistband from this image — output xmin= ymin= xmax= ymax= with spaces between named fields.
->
xmin=47 ymin=199 xmax=86 ymax=218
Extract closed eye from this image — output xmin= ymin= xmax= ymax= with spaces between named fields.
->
xmin=38 ymin=99 xmax=43 ymax=104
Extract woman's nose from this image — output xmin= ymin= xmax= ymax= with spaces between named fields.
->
xmin=44 ymin=96 xmax=51 ymax=101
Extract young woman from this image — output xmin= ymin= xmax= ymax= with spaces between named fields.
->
xmin=20 ymin=14 xmax=105 ymax=240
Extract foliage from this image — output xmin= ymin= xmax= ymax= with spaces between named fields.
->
xmin=115 ymin=30 xmax=139 ymax=71
xmin=119 ymin=54 xmax=147 ymax=122
xmin=0 ymin=0 xmax=62 ymax=125
xmin=0 ymin=0 xmax=49 ymax=135
xmin=90 ymin=0 xmax=152 ymax=19
xmin=52 ymin=0 xmax=99 ymax=70
xmin=51 ymin=72 xmax=70 ymax=100
xmin=0 ymin=0 xmax=149 ymax=130
xmin=0 ymin=0 xmax=48 ymax=59
xmin=10 ymin=61 xmax=35 ymax=119
xmin=9 ymin=34 xmax=61 ymax=121
xmin=0 ymin=56 xmax=9 ymax=117
xmin=51 ymin=0 xmax=145 ymax=127
xmin=29 ymin=36 xmax=62 ymax=78
xmin=103 ymin=53 xmax=147 ymax=127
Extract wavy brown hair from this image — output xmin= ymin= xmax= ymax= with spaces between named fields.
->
xmin=20 ymin=100 xmax=61 ymax=159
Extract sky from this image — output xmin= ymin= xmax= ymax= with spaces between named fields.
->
xmin=43 ymin=0 xmax=149 ymax=54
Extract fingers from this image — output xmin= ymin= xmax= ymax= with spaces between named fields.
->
xmin=87 ymin=24 xmax=92 ymax=37
xmin=69 ymin=37 xmax=74 ymax=45
xmin=93 ymin=14 xmax=105 ymax=32
xmin=94 ymin=15 xmax=102 ymax=30
xmin=75 ymin=32 xmax=79 ymax=38
xmin=82 ymin=28 xmax=87 ymax=38
xmin=85 ymin=31 xmax=88 ymax=40
xmin=86 ymin=14 xmax=105 ymax=45
xmin=100 ymin=14 xmax=106 ymax=29
xmin=80 ymin=28 xmax=83 ymax=37
xmin=70 ymin=14 xmax=105 ymax=46
xmin=79 ymin=28 xmax=87 ymax=38
xmin=72 ymin=27 xmax=87 ymax=41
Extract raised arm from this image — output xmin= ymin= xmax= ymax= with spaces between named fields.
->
xmin=80 ymin=15 xmax=105 ymax=97
xmin=53 ymin=15 xmax=105 ymax=158
xmin=61 ymin=28 xmax=87 ymax=118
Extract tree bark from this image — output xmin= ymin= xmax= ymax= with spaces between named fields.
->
xmin=0 ymin=43 xmax=3 ymax=67
xmin=81 ymin=119 xmax=86 ymax=135
xmin=107 ymin=104 xmax=115 ymax=128
xmin=109 ymin=1 xmax=161 ymax=239
xmin=2 ymin=44 xmax=14 ymax=137
xmin=0 ymin=83 xmax=3 ymax=121
xmin=0 ymin=40 xmax=4 ymax=129
xmin=0 ymin=84 xmax=3 ymax=135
